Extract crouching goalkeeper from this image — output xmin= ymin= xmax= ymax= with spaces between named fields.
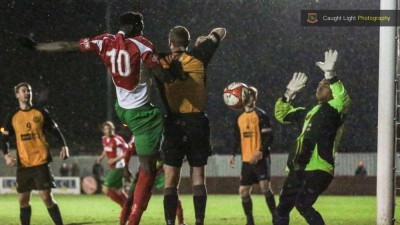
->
xmin=273 ymin=50 xmax=350 ymax=225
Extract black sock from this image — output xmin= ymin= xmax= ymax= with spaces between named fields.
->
xmin=193 ymin=185 xmax=207 ymax=225
xmin=264 ymin=189 xmax=276 ymax=215
xmin=47 ymin=204 xmax=63 ymax=225
xmin=20 ymin=206 xmax=31 ymax=225
xmin=242 ymin=196 xmax=254 ymax=225
xmin=164 ymin=187 xmax=178 ymax=225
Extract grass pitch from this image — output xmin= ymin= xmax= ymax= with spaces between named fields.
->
xmin=0 ymin=194 xmax=391 ymax=225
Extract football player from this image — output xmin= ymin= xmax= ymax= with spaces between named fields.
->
xmin=157 ymin=26 xmax=226 ymax=225
xmin=96 ymin=121 xmax=128 ymax=207
xmin=229 ymin=86 xmax=276 ymax=225
xmin=19 ymin=12 xmax=183 ymax=225
xmin=1 ymin=82 xmax=69 ymax=225
xmin=273 ymin=50 xmax=350 ymax=225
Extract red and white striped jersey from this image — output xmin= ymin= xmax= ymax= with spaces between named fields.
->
xmin=102 ymin=134 xmax=128 ymax=169
xmin=79 ymin=32 xmax=159 ymax=109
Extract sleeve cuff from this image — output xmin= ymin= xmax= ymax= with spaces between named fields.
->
xmin=328 ymin=76 xmax=339 ymax=84
xmin=211 ymin=32 xmax=221 ymax=43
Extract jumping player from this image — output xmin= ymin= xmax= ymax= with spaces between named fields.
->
xmin=1 ymin=82 xmax=69 ymax=225
xmin=229 ymin=86 xmax=276 ymax=225
xmin=96 ymin=121 xmax=128 ymax=207
xmin=157 ymin=26 xmax=226 ymax=225
xmin=273 ymin=50 xmax=350 ymax=225
xmin=20 ymin=12 xmax=182 ymax=225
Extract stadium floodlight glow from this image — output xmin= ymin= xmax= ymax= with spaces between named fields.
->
xmin=377 ymin=0 xmax=396 ymax=224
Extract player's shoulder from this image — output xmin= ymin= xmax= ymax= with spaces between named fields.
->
xmin=129 ymin=36 xmax=154 ymax=49
xmin=4 ymin=108 xmax=20 ymax=120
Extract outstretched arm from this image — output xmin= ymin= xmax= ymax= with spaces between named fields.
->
xmin=19 ymin=36 xmax=80 ymax=52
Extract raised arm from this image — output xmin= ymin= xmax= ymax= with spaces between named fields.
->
xmin=274 ymin=73 xmax=307 ymax=124
xmin=316 ymin=50 xmax=351 ymax=112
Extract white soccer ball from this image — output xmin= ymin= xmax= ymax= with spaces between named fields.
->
xmin=223 ymin=82 xmax=249 ymax=109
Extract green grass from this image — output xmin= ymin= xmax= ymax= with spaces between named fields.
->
xmin=0 ymin=194 xmax=395 ymax=225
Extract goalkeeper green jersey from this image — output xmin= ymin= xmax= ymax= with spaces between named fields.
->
xmin=274 ymin=77 xmax=350 ymax=175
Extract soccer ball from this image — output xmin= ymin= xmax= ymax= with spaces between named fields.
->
xmin=223 ymin=82 xmax=249 ymax=109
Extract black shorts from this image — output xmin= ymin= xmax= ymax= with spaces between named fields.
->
xmin=240 ymin=157 xmax=271 ymax=186
xmin=16 ymin=163 xmax=56 ymax=193
xmin=161 ymin=113 xmax=211 ymax=167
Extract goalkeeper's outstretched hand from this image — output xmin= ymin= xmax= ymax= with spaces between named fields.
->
xmin=18 ymin=36 xmax=37 ymax=50
xmin=284 ymin=72 xmax=308 ymax=101
xmin=316 ymin=49 xmax=338 ymax=79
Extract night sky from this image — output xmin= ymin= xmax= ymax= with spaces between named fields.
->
xmin=0 ymin=0 xmax=379 ymax=154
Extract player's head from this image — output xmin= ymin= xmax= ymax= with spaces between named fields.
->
xmin=102 ymin=121 xmax=115 ymax=136
xmin=169 ymin=26 xmax=191 ymax=50
xmin=14 ymin=82 xmax=32 ymax=105
xmin=316 ymin=79 xmax=333 ymax=103
xmin=244 ymin=86 xmax=258 ymax=108
xmin=119 ymin=12 xmax=144 ymax=36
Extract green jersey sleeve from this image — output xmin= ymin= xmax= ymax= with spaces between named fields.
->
xmin=327 ymin=79 xmax=351 ymax=113
xmin=274 ymin=98 xmax=306 ymax=124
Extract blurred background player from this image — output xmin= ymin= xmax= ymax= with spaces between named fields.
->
xmin=229 ymin=86 xmax=276 ymax=225
xmin=158 ymin=26 xmax=226 ymax=225
xmin=0 ymin=82 xmax=69 ymax=225
xmin=273 ymin=50 xmax=350 ymax=225
xmin=96 ymin=121 xmax=128 ymax=208
xmin=19 ymin=12 xmax=183 ymax=225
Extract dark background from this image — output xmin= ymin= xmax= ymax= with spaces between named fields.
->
xmin=0 ymin=0 xmax=379 ymax=155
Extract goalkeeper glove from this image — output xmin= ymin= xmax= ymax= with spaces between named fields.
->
xmin=18 ymin=36 xmax=37 ymax=50
xmin=316 ymin=49 xmax=338 ymax=79
xmin=284 ymin=72 xmax=308 ymax=101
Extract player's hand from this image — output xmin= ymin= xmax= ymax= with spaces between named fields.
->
xmin=229 ymin=155 xmax=235 ymax=167
xmin=60 ymin=146 xmax=69 ymax=160
xmin=169 ymin=60 xmax=188 ymax=80
xmin=250 ymin=151 xmax=263 ymax=164
xmin=18 ymin=36 xmax=38 ymax=50
xmin=284 ymin=72 xmax=308 ymax=101
xmin=4 ymin=154 xmax=16 ymax=167
xmin=316 ymin=49 xmax=338 ymax=79
xmin=195 ymin=36 xmax=207 ymax=47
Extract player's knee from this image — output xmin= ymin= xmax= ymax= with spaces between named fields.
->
xmin=18 ymin=198 xmax=30 ymax=208
xmin=40 ymin=194 xmax=55 ymax=208
xmin=102 ymin=186 xmax=110 ymax=194
xmin=192 ymin=184 xmax=207 ymax=196
xmin=239 ymin=186 xmax=250 ymax=197
xmin=261 ymin=187 xmax=273 ymax=196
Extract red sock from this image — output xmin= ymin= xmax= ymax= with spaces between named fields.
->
xmin=176 ymin=199 xmax=184 ymax=224
xmin=128 ymin=169 xmax=156 ymax=225
xmin=106 ymin=191 xmax=126 ymax=207
xmin=120 ymin=191 xmax=134 ymax=225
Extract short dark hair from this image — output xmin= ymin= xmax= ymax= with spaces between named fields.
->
xmin=169 ymin=26 xmax=191 ymax=48
xmin=14 ymin=82 xmax=31 ymax=93
xmin=119 ymin=12 xmax=144 ymax=32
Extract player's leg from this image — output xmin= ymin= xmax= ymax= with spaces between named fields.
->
xmin=35 ymin=164 xmax=63 ymax=225
xmin=239 ymin=185 xmax=254 ymax=225
xmin=128 ymin=153 xmax=158 ymax=225
xmin=176 ymin=198 xmax=185 ymax=225
xmin=190 ymin=166 xmax=207 ymax=225
xmin=273 ymin=171 xmax=304 ymax=225
xmin=120 ymin=170 xmax=139 ymax=225
xmin=161 ymin=114 xmax=186 ymax=225
xmin=17 ymin=168 xmax=33 ymax=225
xmin=115 ymin=103 xmax=163 ymax=225
xmin=257 ymin=157 xmax=276 ymax=215
xmin=163 ymin=165 xmax=182 ymax=225
xmin=18 ymin=192 xmax=32 ymax=225
xmin=38 ymin=190 xmax=63 ymax=225
xmin=103 ymin=168 xmax=126 ymax=207
xmin=294 ymin=171 xmax=333 ymax=225
xmin=186 ymin=114 xmax=211 ymax=225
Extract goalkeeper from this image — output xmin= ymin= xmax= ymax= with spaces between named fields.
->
xmin=273 ymin=50 xmax=350 ymax=225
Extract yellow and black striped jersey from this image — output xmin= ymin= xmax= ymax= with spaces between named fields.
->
xmin=233 ymin=107 xmax=273 ymax=162
xmin=1 ymin=107 xmax=67 ymax=168
xmin=159 ymin=32 xmax=221 ymax=113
